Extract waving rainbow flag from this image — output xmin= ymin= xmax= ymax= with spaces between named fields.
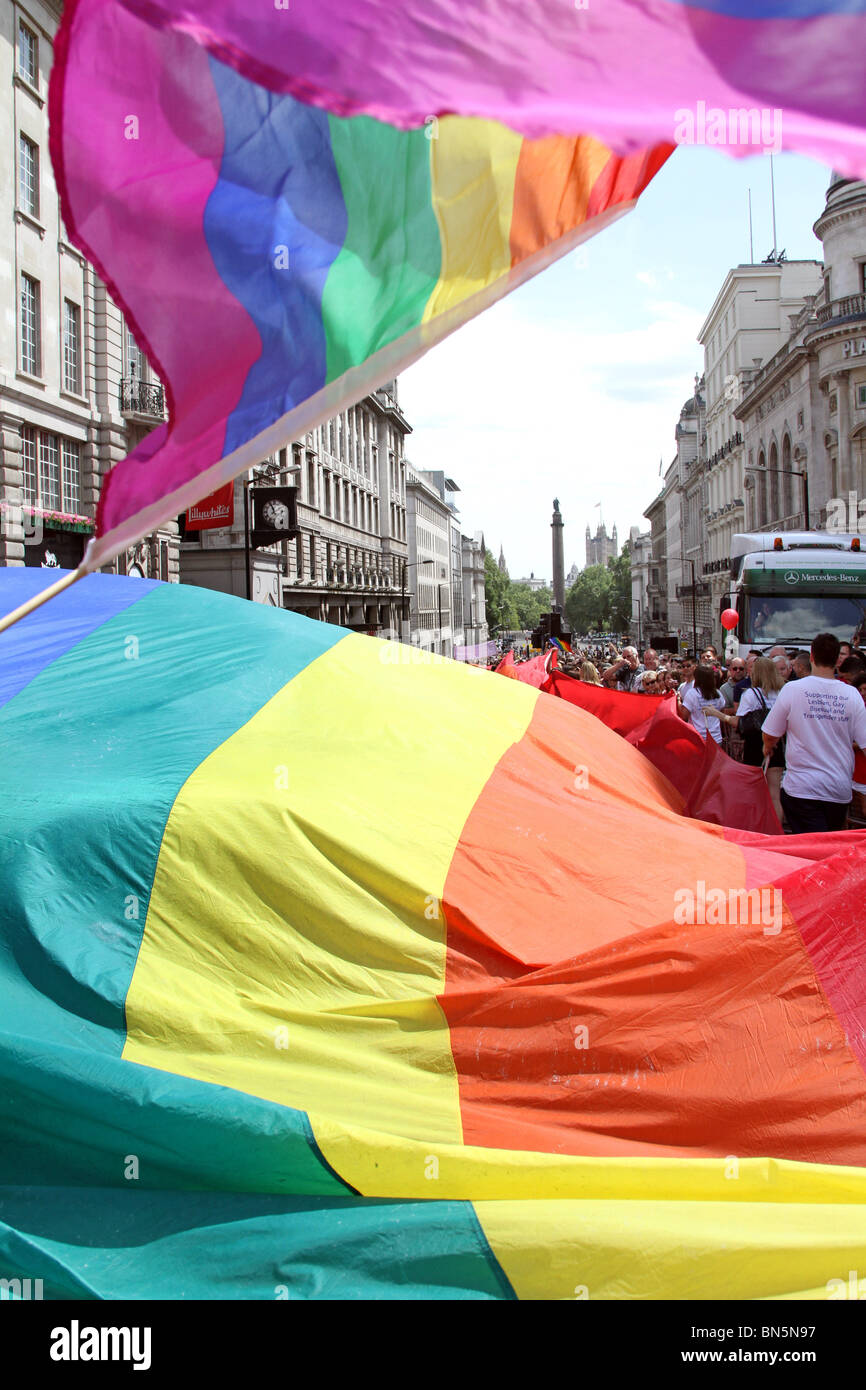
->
xmin=44 ymin=0 xmax=866 ymax=584
xmin=3 ymin=568 xmax=866 ymax=1299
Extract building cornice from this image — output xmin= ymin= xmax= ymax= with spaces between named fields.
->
xmin=736 ymin=341 xmax=809 ymax=418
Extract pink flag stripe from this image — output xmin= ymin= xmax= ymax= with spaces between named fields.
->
xmin=122 ymin=0 xmax=866 ymax=175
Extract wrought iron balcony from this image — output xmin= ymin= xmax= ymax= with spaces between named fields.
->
xmin=119 ymin=378 xmax=165 ymax=418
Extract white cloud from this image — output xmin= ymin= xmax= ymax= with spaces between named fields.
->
xmin=401 ymin=290 xmax=703 ymax=576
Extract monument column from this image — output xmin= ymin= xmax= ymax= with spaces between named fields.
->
xmin=551 ymin=499 xmax=565 ymax=610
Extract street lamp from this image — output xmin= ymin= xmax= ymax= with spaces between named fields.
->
xmin=243 ymin=458 xmax=283 ymax=601
xmin=685 ymin=558 xmax=698 ymax=657
xmin=401 ymin=557 xmax=435 ymax=642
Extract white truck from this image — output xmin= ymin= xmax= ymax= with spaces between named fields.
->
xmin=725 ymin=531 xmax=866 ymax=660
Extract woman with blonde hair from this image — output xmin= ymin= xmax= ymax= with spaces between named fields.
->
xmin=710 ymin=655 xmax=786 ymax=821
xmin=579 ymin=660 xmax=602 ymax=685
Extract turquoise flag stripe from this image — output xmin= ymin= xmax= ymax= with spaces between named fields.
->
xmin=0 ymin=1189 xmax=516 ymax=1299
xmin=0 ymin=582 xmax=348 ymax=1057
xmin=0 ymin=1037 xmax=353 ymax=1197
xmin=0 ymin=569 xmax=157 ymax=710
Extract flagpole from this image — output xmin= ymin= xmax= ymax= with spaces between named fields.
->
xmin=0 ymin=564 xmax=87 ymax=635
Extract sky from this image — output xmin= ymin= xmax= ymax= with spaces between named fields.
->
xmin=400 ymin=146 xmax=831 ymax=583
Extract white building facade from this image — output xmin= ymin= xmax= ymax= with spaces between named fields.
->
xmin=698 ymin=258 xmax=823 ymax=621
xmin=736 ymin=175 xmax=866 ymax=534
xmin=1 ymin=0 xmax=177 ymax=579
xmin=461 ymin=532 xmax=488 ymax=653
xmin=406 ymin=466 xmax=453 ymax=656
xmin=628 ymin=526 xmax=652 ymax=648
xmin=181 ymin=382 xmax=410 ymax=634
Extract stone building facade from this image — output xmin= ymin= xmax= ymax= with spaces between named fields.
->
xmin=628 ymin=526 xmax=652 ymax=648
xmin=643 ymin=490 xmax=668 ymax=646
xmin=736 ymin=174 xmax=866 ymax=533
xmin=1 ymin=0 xmax=177 ymax=579
xmin=698 ymin=257 xmax=823 ymax=624
xmin=461 ymin=533 xmax=487 ymax=650
xmin=181 ymin=381 xmax=411 ymax=635
xmin=585 ymin=520 xmax=618 ymax=568
xmin=636 ymin=256 xmax=831 ymax=655
xmin=406 ymin=466 xmax=454 ymax=656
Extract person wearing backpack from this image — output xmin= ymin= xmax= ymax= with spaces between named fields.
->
xmin=710 ymin=656 xmax=786 ymax=823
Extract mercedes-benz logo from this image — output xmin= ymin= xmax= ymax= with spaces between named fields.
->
xmin=784 ymin=571 xmax=798 ymax=585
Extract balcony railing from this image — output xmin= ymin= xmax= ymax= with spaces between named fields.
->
xmin=815 ymin=292 xmax=866 ymax=326
xmin=119 ymin=378 xmax=165 ymax=418
xmin=705 ymin=432 xmax=743 ymax=470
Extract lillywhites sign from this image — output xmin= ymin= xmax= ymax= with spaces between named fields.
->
xmin=745 ymin=567 xmax=866 ymax=594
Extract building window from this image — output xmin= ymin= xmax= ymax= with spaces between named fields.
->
xmin=18 ymin=134 xmax=39 ymax=217
xmin=797 ymin=408 xmax=805 ymax=430
xmin=19 ymin=426 xmax=82 ymax=513
xmin=20 ymin=273 xmax=40 ymax=375
xmin=63 ymin=300 xmax=81 ymax=394
xmin=62 ymin=440 xmax=81 ymax=512
xmin=858 ymin=384 xmax=866 ymax=409
xmin=39 ymin=433 xmax=61 ymax=510
xmin=21 ymin=425 xmax=37 ymax=504
xmin=17 ymin=21 xmax=38 ymax=87
xmin=309 ymin=536 xmax=316 ymax=581
xmin=126 ymin=325 xmax=145 ymax=380
xmin=830 ymin=393 xmax=838 ymax=415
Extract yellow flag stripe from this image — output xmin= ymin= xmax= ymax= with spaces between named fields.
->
xmin=123 ymin=635 xmax=537 ymax=1146
xmin=423 ymin=116 xmax=523 ymax=323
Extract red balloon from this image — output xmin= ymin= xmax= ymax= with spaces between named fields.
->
xmin=721 ymin=608 xmax=739 ymax=631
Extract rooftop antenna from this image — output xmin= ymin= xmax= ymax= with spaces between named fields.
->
xmin=769 ymin=154 xmax=778 ymax=260
xmin=748 ymin=187 xmax=754 ymax=262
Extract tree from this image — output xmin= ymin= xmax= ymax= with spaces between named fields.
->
xmin=510 ymin=583 xmax=552 ymax=630
xmin=484 ymin=547 xmax=519 ymax=630
xmin=565 ymin=565 xmax=613 ymax=633
xmin=606 ymin=539 xmax=633 ymax=632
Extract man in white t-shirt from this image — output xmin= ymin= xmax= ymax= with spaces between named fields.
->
xmin=762 ymin=632 xmax=866 ymax=833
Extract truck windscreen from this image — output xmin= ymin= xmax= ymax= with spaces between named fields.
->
xmin=744 ymin=593 xmax=866 ymax=644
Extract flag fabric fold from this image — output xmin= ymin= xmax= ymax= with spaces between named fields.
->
xmin=3 ymin=570 xmax=866 ymax=1299
xmin=47 ymin=0 xmax=866 ymax=575
xmin=49 ymin=0 xmax=670 ymax=572
xmin=542 ymin=670 xmax=782 ymax=834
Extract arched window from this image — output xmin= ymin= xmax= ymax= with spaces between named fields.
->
xmin=769 ymin=442 xmax=780 ymax=523
xmin=781 ymin=435 xmax=793 ymax=521
xmin=853 ymin=426 xmax=866 ymax=499
xmin=757 ymin=450 xmax=767 ymax=528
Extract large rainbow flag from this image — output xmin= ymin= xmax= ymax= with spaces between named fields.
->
xmin=3 ymin=568 xmax=866 ymax=1299
xmin=41 ymin=0 xmax=866 ymax=584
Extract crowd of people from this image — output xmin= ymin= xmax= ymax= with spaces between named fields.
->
xmin=557 ymin=636 xmax=866 ymax=834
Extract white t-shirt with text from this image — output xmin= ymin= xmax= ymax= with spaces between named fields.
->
xmin=683 ymin=687 xmax=724 ymax=744
xmin=762 ymin=676 xmax=866 ymax=803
